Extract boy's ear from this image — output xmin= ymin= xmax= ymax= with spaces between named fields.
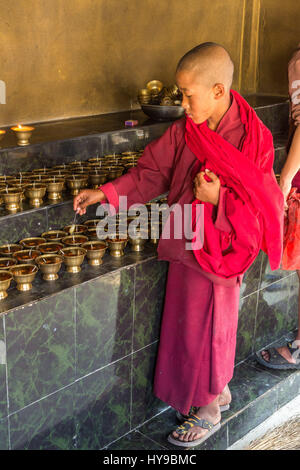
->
xmin=213 ymin=83 xmax=225 ymax=99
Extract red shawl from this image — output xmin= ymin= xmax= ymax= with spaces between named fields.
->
xmin=186 ymin=89 xmax=284 ymax=278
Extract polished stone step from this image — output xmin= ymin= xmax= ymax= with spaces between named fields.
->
xmin=105 ymin=338 xmax=300 ymax=450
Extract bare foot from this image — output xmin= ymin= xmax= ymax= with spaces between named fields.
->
xmin=261 ymin=338 xmax=300 ymax=365
xmin=172 ymin=397 xmax=221 ymax=443
xmin=218 ymin=384 xmax=231 ymax=407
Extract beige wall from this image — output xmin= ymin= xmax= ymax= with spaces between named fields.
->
xmin=0 ymin=0 xmax=245 ymax=127
xmin=257 ymin=0 xmax=300 ymax=96
xmin=1 ymin=0 xmax=297 ymax=128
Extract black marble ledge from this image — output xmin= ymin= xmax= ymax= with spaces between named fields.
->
xmin=0 ymin=243 xmax=158 ymax=317
xmin=0 ymin=95 xmax=289 ymax=175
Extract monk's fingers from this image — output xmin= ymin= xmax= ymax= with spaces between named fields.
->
xmin=205 ymin=169 xmax=219 ymax=181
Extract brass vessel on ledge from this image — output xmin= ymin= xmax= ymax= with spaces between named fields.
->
xmin=36 ymin=254 xmax=63 ymax=281
xmin=0 ymin=258 xmax=17 ymax=270
xmin=0 ymin=244 xmax=23 ymax=256
xmin=24 ymin=183 xmax=47 ymax=207
xmin=59 ymin=247 xmax=87 ymax=273
xmin=20 ymin=237 xmax=46 ymax=249
xmin=107 ymin=237 xmax=128 ymax=257
xmin=0 ymin=187 xmax=23 ymax=213
xmin=41 ymin=231 xmax=68 ymax=242
xmin=62 ymin=235 xmax=89 ymax=247
xmin=44 ymin=178 xmax=65 ymax=200
xmin=0 ymin=271 xmax=13 ymax=300
xmin=81 ymin=241 xmax=107 ymax=266
xmin=66 ymin=176 xmax=88 ymax=196
xmin=89 ymin=170 xmax=108 ymax=189
xmin=13 ymin=250 xmax=41 ymax=264
xmin=64 ymin=225 xmax=88 ymax=235
xmin=38 ymin=242 xmax=64 ymax=254
xmin=10 ymin=264 xmax=38 ymax=291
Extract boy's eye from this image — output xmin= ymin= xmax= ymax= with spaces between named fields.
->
xmin=186 ymin=95 xmax=192 ymax=98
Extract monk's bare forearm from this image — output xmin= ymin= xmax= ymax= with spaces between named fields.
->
xmin=281 ymin=125 xmax=300 ymax=184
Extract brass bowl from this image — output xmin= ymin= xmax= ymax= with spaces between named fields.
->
xmin=89 ymin=171 xmax=108 ymax=188
xmin=10 ymin=264 xmax=38 ymax=291
xmin=88 ymin=157 xmax=103 ymax=164
xmin=36 ymin=254 xmax=63 ymax=281
xmin=38 ymin=242 xmax=64 ymax=254
xmin=0 ymin=244 xmax=23 ymax=256
xmin=107 ymin=237 xmax=128 ymax=257
xmin=32 ymin=168 xmax=49 ymax=174
xmin=0 ymin=270 xmax=12 ymax=299
xmin=0 ymin=257 xmax=18 ymax=270
xmin=44 ymin=178 xmax=65 ymax=200
xmin=128 ymin=229 xmax=148 ymax=252
xmin=11 ymin=126 xmax=35 ymax=146
xmin=41 ymin=230 xmax=68 ymax=242
xmin=64 ymin=225 xmax=88 ymax=235
xmin=66 ymin=176 xmax=88 ymax=195
xmin=62 ymin=235 xmax=89 ymax=247
xmin=13 ymin=250 xmax=41 ymax=264
xmin=0 ymin=187 xmax=23 ymax=213
xmin=20 ymin=237 xmax=47 ymax=249
xmin=146 ymin=80 xmax=163 ymax=93
xmin=83 ymin=219 xmax=102 ymax=227
xmin=24 ymin=183 xmax=47 ymax=207
xmin=81 ymin=241 xmax=107 ymax=266
xmin=106 ymin=166 xmax=124 ymax=181
xmin=59 ymin=246 xmax=87 ymax=273
xmin=86 ymin=227 xmax=99 ymax=240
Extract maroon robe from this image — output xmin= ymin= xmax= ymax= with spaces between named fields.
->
xmin=100 ymin=93 xmax=264 ymax=413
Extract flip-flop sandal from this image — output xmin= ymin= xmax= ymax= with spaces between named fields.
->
xmin=167 ymin=414 xmax=221 ymax=448
xmin=255 ymin=342 xmax=300 ymax=370
xmin=175 ymin=404 xmax=230 ymax=423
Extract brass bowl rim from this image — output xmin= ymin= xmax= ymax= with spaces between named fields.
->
xmin=10 ymin=263 xmax=38 ymax=275
xmin=0 ymin=257 xmax=18 ymax=266
xmin=0 ymin=244 xmax=23 ymax=253
xmin=0 ymin=271 xmax=13 ymax=281
xmin=82 ymin=241 xmax=107 ymax=250
xmin=38 ymin=242 xmax=65 ymax=252
xmin=12 ymin=249 xmax=41 ymax=259
xmin=83 ymin=219 xmax=103 ymax=226
xmin=36 ymin=254 xmax=63 ymax=265
xmin=41 ymin=230 xmax=68 ymax=238
xmin=62 ymin=235 xmax=89 ymax=244
xmin=59 ymin=247 xmax=87 ymax=255
xmin=146 ymin=80 xmax=163 ymax=92
xmin=20 ymin=237 xmax=47 ymax=247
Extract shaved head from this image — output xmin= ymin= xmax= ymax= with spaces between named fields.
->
xmin=176 ymin=42 xmax=234 ymax=92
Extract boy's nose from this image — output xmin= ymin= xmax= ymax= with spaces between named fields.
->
xmin=181 ymin=96 xmax=190 ymax=112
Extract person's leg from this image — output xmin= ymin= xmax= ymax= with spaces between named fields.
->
xmin=155 ymin=266 xmax=240 ymax=443
xmin=261 ymin=269 xmax=300 ymax=364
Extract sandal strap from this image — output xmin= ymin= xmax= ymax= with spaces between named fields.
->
xmin=175 ymin=415 xmax=215 ymax=435
xmin=267 ymin=348 xmax=291 ymax=365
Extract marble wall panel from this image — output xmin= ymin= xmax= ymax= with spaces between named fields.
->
xmin=5 ymin=289 xmax=75 ymax=413
xmin=76 ymin=268 xmax=134 ymax=377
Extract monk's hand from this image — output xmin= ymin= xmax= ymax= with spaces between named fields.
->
xmin=193 ymin=169 xmax=221 ymax=206
xmin=73 ymin=189 xmax=106 ymax=216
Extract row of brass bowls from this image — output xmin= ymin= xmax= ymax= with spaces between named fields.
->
xmin=0 ymin=152 xmax=143 ymax=211
xmin=0 ymin=200 xmax=166 ymax=296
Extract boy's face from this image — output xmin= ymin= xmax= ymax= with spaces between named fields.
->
xmin=176 ymin=69 xmax=216 ymax=124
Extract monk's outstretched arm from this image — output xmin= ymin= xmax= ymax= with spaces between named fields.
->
xmin=100 ymin=123 xmax=180 ymax=211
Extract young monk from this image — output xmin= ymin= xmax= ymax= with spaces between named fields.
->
xmin=258 ymin=44 xmax=300 ymax=369
xmin=74 ymin=43 xmax=284 ymax=447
